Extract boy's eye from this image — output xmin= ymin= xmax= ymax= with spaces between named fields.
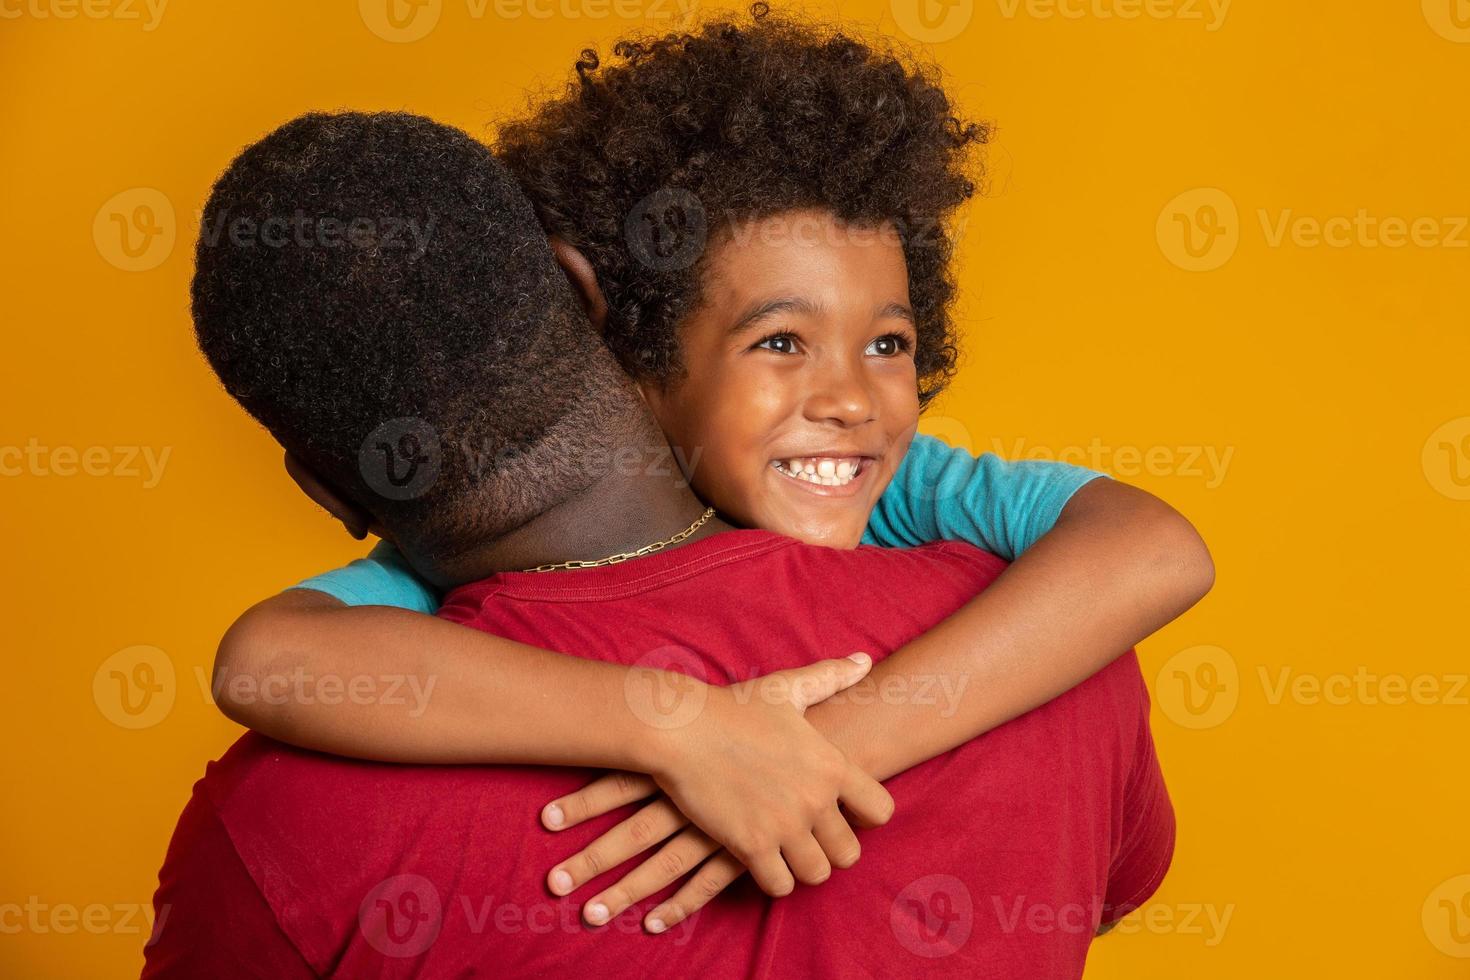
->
xmin=866 ymin=334 xmax=912 ymax=357
xmin=753 ymin=333 xmax=799 ymax=354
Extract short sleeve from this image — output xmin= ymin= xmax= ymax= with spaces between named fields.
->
xmin=142 ymin=790 xmax=316 ymax=978
xmin=1100 ymin=685 xmax=1177 ymax=924
xmin=288 ymin=540 xmax=440 ymax=614
xmin=863 ymin=434 xmax=1107 ymax=559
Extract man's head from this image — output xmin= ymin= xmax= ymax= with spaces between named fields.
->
xmin=191 ymin=111 xmax=639 ymax=579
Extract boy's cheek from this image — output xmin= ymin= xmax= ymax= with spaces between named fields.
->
xmin=890 ymin=419 xmax=919 ymax=463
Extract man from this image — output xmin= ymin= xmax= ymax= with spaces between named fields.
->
xmin=144 ymin=111 xmax=1171 ymax=978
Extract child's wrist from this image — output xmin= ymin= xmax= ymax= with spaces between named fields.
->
xmin=806 ymin=696 xmax=888 ymax=779
xmin=621 ymin=671 xmax=718 ymax=777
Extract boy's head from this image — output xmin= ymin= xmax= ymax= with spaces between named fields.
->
xmin=191 ymin=111 xmax=638 ymax=578
xmin=496 ymin=7 xmax=984 ymax=546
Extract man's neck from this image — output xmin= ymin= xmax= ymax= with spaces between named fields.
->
xmin=431 ymin=455 xmax=732 ymax=588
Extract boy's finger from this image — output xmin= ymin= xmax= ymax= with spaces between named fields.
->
xmin=644 ymin=851 xmax=747 ymax=934
xmin=780 ymin=832 xmax=832 ymax=887
xmin=838 ymin=768 xmax=895 ymax=829
xmin=742 ymin=849 xmax=796 ymax=899
xmin=786 ymin=653 xmax=872 ymax=710
xmin=581 ymin=827 xmax=719 ymax=927
xmin=547 ymin=797 xmax=687 ymax=896
xmin=543 ymin=770 xmax=658 ymax=831
xmin=811 ymin=808 xmax=861 ymax=869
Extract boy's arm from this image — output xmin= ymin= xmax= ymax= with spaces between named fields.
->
xmin=218 ymin=587 xmax=672 ymax=768
xmin=214 ymin=572 xmax=895 ymax=898
xmin=217 ymin=543 xmax=672 ymax=766
xmin=808 ymin=474 xmax=1214 ymax=778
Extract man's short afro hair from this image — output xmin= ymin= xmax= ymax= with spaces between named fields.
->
xmin=191 ymin=111 xmax=624 ymax=569
xmin=496 ymin=3 xmax=987 ymax=406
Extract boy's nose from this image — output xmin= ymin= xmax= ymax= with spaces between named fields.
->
xmin=803 ymin=363 xmax=876 ymax=427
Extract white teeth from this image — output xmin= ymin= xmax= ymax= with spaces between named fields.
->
xmin=773 ymin=457 xmax=862 ymax=487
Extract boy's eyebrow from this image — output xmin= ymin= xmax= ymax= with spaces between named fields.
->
xmin=877 ymin=301 xmax=916 ymax=325
xmin=727 ymin=296 xmax=822 ymax=334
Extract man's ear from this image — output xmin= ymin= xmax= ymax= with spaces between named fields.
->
xmin=549 ymin=235 xmax=609 ymax=336
xmin=283 ymin=450 xmax=378 ymax=542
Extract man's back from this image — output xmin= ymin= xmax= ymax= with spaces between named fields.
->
xmin=145 ymin=530 xmax=1172 ymax=979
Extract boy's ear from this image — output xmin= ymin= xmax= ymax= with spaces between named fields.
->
xmin=282 ymin=450 xmax=380 ymax=542
xmin=549 ymin=235 xmax=609 ymax=336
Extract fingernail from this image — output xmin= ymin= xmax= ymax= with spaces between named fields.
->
xmin=585 ymin=902 xmax=609 ymax=925
xmin=544 ymin=803 xmax=564 ymax=829
xmin=646 ymin=917 xmax=667 ymax=934
xmin=847 ymin=652 xmax=870 ymax=666
xmin=549 ymin=868 xmax=573 ymax=895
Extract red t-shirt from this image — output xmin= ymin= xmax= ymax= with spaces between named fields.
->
xmin=144 ymin=530 xmax=1173 ymax=979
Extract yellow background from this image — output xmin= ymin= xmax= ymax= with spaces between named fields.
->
xmin=3 ymin=0 xmax=1467 ymax=975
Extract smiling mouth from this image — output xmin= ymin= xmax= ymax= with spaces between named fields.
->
xmin=770 ymin=456 xmax=870 ymax=489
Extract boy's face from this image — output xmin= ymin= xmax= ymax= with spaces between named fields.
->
xmin=643 ymin=209 xmax=921 ymax=549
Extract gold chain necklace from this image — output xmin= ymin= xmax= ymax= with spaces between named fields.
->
xmin=520 ymin=507 xmax=717 ymax=573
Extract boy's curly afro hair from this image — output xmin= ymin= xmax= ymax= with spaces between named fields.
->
xmin=496 ymin=4 xmax=987 ymax=407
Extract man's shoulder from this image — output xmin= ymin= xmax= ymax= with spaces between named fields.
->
xmin=850 ymin=536 xmax=1007 ymax=570
xmin=192 ymin=734 xmax=500 ymax=971
xmin=441 ymin=529 xmax=1008 ymax=615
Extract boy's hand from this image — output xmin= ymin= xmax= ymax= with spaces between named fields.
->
xmin=543 ymin=783 xmax=748 ymax=932
xmin=542 ymin=655 xmax=893 ymax=912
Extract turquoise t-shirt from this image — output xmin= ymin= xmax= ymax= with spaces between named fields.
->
xmin=291 ymin=434 xmax=1104 ymax=611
